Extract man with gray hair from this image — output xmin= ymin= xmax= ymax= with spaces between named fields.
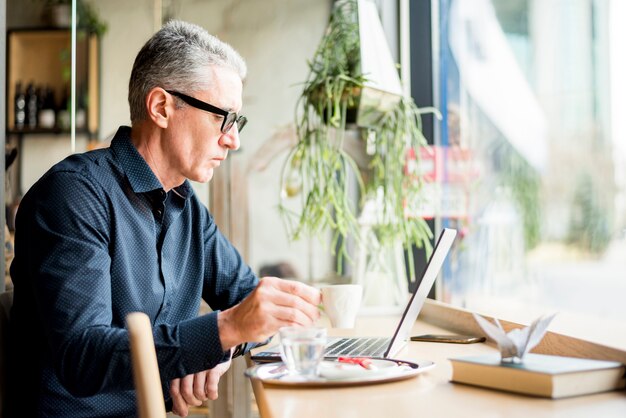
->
xmin=7 ymin=20 xmax=320 ymax=417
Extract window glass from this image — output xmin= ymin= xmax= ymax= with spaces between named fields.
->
xmin=437 ymin=0 xmax=626 ymax=348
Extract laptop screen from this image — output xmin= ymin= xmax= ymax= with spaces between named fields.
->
xmin=384 ymin=228 xmax=457 ymax=357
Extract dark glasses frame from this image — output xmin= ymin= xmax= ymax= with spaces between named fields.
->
xmin=166 ymin=90 xmax=247 ymax=134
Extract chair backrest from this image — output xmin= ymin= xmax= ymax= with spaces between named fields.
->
xmin=126 ymin=312 xmax=167 ymax=418
xmin=0 ymin=291 xmax=14 ymax=417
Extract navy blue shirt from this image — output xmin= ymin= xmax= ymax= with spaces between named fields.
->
xmin=7 ymin=126 xmax=258 ymax=417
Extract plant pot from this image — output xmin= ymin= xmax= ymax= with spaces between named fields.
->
xmin=308 ymin=85 xmax=361 ymax=126
xmin=46 ymin=4 xmax=71 ymax=28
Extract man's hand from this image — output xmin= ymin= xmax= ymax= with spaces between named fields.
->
xmin=169 ymin=358 xmax=232 ymax=417
xmin=204 ymin=357 xmax=232 ymax=400
xmin=218 ymin=276 xmax=322 ymax=349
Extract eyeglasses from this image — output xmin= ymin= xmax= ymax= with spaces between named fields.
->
xmin=166 ymin=90 xmax=247 ymax=134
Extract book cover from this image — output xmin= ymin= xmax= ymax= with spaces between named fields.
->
xmin=450 ymin=353 xmax=625 ymax=399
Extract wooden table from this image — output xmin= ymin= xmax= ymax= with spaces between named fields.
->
xmin=248 ymin=315 xmax=626 ymax=418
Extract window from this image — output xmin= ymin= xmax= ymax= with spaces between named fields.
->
xmin=425 ymin=0 xmax=626 ymax=348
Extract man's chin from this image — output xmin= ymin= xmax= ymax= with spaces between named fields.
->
xmin=191 ymin=168 xmax=214 ymax=183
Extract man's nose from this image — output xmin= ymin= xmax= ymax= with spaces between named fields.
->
xmin=219 ymin=127 xmax=240 ymax=151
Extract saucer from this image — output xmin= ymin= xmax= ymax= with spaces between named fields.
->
xmin=245 ymin=358 xmax=435 ymax=387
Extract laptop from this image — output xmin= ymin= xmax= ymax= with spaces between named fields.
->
xmin=251 ymin=228 xmax=457 ymax=361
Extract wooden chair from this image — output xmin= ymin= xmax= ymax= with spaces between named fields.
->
xmin=0 ymin=290 xmax=14 ymax=417
xmin=126 ymin=312 xmax=167 ymax=418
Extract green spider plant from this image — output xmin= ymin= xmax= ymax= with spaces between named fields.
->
xmin=279 ymin=0 xmax=437 ymax=280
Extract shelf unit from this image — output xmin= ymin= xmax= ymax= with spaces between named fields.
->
xmin=4 ymin=28 xmax=101 ymax=209
xmin=6 ymin=28 xmax=100 ymax=136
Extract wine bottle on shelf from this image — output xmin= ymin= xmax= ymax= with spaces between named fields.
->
xmin=25 ymin=82 xmax=38 ymax=129
xmin=14 ymin=81 xmax=26 ymax=130
xmin=38 ymin=86 xmax=56 ymax=129
xmin=57 ymin=86 xmax=71 ymax=131
xmin=75 ymin=85 xmax=86 ymax=130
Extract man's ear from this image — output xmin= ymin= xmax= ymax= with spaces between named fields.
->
xmin=145 ymin=88 xmax=171 ymax=128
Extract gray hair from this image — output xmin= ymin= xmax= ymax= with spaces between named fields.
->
xmin=128 ymin=20 xmax=247 ymax=124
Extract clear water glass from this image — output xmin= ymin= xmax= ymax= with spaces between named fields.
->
xmin=279 ymin=326 xmax=327 ymax=378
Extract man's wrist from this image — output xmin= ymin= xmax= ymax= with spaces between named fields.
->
xmin=217 ymin=308 xmax=240 ymax=350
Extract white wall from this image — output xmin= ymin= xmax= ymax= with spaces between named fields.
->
xmin=95 ymin=0 xmax=156 ymax=139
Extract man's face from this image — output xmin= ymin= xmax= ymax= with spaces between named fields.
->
xmin=166 ymin=65 xmax=243 ymax=183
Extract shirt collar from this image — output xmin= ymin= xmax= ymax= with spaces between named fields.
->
xmin=110 ymin=126 xmax=194 ymax=198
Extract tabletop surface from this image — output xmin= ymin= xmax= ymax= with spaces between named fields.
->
xmin=248 ymin=315 xmax=626 ymax=418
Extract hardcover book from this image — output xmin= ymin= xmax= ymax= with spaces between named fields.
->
xmin=450 ymin=353 xmax=625 ymax=399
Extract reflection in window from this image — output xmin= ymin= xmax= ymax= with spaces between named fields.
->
xmin=437 ymin=0 xmax=626 ymax=348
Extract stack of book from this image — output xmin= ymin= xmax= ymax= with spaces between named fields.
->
xmin=450 ymin=353 xmax=625 ymax=399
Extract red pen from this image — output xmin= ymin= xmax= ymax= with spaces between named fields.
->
xmin=337 ymin=357 xmax=377 ymax=370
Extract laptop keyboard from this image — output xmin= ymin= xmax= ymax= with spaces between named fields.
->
xmin=324 ymin=337 xmax=390 ymax=358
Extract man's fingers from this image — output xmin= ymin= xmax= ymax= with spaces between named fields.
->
xmin=169 ymin=378 xmax=188 ymax=417
xmin=179 ymin=374 xmax=203 ymax=407
xmin=193 ymin=372 xmax=208 ymax=402
xmin=205 ymin=369 xmax=221 ymax=400
xmin=277 ymin=304 xmax=319 ymax=327
xmin=267 ymin=277 xmax=322 ymax=306
xmin=258 ymin=278 xmax=321 ymax=323
xmin=264 ymin=288 xmax=320 ymax=324
xmin=205 ymin=360 xmax=232 ymax=401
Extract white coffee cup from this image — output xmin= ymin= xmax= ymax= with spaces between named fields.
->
xmin=321 ymin=284 xmax=363 ymax=328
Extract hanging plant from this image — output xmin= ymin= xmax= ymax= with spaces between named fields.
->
xmin=279 ymin=0 xmax=438 ymax=279
xmin=365 ymin=98 xmax=439 ymax=280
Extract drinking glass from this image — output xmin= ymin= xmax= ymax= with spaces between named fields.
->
xmin=279 ymin=326 xmax=327 ymax=378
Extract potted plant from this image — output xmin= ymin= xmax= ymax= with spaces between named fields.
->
xmin=279 ymin=0 xmax=439 ymax=284
xmin=76 ymin=0 xmax=108 ymax=36
xmin=39 ymin=0 xmax=108 ymax=36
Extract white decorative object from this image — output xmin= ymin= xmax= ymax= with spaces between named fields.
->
xmin=38 ymin=109 xmax=56 ymax=129
xmin=473 ymin=312 xmax=557 ymax=363
xmin=356 ymin=0 xmax=403 ymax=126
